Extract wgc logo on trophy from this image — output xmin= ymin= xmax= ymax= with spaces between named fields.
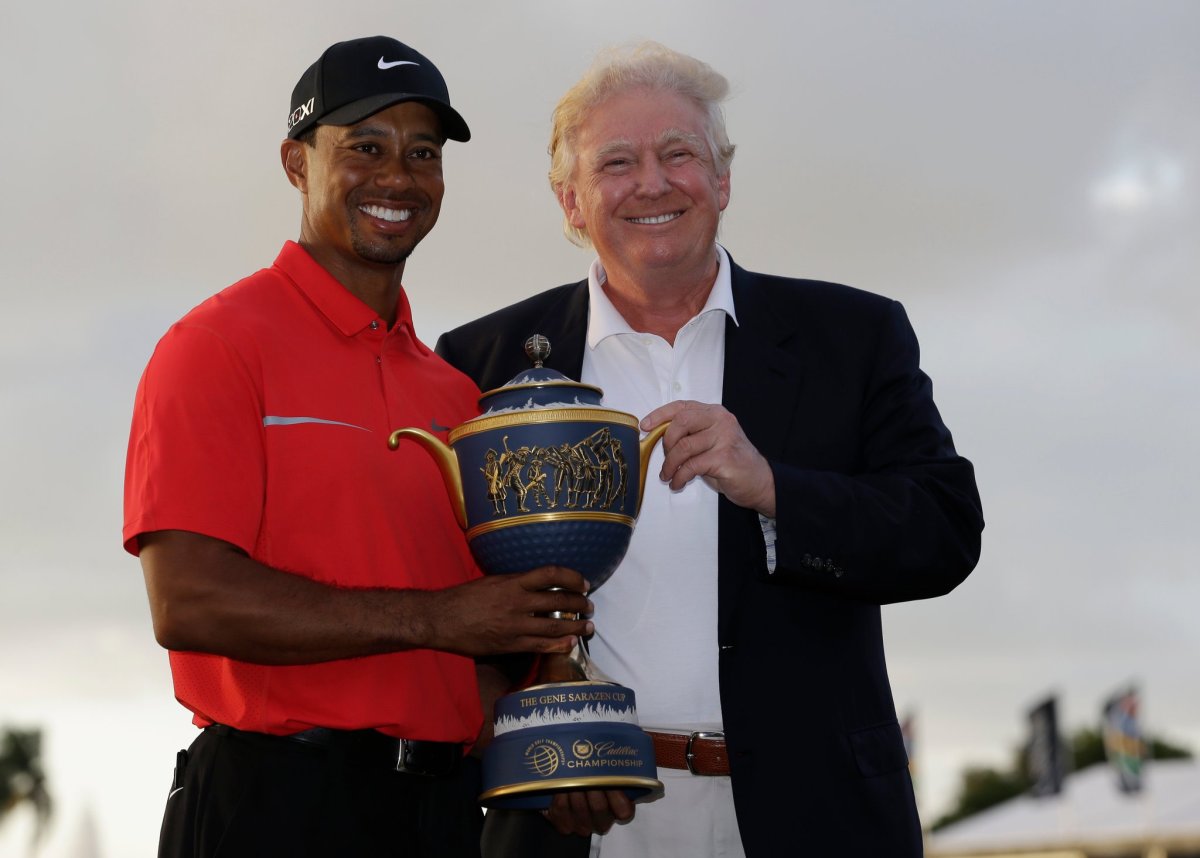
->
xmin=389 ymin=335 xmax=665 ymax=809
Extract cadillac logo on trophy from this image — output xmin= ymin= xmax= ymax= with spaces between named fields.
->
xmin=389 ymin=335 xmax=665 ymax=809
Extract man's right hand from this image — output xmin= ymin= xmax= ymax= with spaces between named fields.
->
xmin=407 ymin=566 xmax=593 ymax=657
xmin=139 ymin=529 xmax=590 ymax=664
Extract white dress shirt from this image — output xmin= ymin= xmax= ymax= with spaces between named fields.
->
xmin=582 ymin=245 xmax=747 ymax=858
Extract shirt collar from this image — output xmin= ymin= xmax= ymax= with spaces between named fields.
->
xmin=272 ymin=240 xmax=415 ymax=339
xmin=585 ymin=244 xmax=738 ymax=348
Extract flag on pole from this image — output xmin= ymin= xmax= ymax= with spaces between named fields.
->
xmin=1027 ymin=695 xmax=1066 ymax=796
xmin=1102 ymin=686 xmax=1145 ymax=793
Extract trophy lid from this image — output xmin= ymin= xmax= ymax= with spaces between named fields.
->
xmin=477 ymin=334 xmax=604 ymax=413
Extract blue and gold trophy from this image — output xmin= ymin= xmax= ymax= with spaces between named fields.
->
xmin=389 ymin=335 xmax=664 ymax=809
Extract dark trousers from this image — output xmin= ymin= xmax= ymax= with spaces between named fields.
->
xmin=158 ymin=726 xmax=484 ymax=858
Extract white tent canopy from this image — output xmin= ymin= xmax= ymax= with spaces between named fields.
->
xmin=927 ymin=759 xmax=1200 ymax=858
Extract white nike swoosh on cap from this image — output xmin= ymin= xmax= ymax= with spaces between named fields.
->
xmin=378 ymin=57 xmax=419 ymax=70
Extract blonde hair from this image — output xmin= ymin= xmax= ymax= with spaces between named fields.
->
xmin=548 ymin=42 xmax=736 ymax=247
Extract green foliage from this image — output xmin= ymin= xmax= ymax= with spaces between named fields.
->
xmin=0 ymin=727 xmax=52 ymax=845
xmin=1148 ymin=735 xmax=1193 ymax=760
xmin=930 ymin=727 xmax=1193 ymax=831
xmin=1071 ymin=727 xmax=1108 ymax=770
xmin=931 ymin=765 xmax=1030 ymax=830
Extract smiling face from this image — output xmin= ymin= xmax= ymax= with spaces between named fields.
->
xmin=558 ymin=87 xmax=730 ymax=292
xmin=282 ymin=101 xmax=446 ymax=286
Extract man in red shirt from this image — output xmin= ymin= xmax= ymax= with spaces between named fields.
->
xmin=124 ymin=36 xmax=590 ymax=858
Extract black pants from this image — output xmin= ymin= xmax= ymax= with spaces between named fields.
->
xmin=158 ymin=726 xmax=484 ymax=858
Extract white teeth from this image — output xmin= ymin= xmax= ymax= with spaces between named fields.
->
xmin=361 ymin=204 xmax=412 ymax=222
xmin=627 ymin=212 xmax=680 ymax=225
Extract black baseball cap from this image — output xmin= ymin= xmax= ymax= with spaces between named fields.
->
xmin=287 ymin=36 xmax=470 ymax=142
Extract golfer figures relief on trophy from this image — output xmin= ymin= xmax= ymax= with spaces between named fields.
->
xmin=389 ymin=335 xmax=665 ymax=809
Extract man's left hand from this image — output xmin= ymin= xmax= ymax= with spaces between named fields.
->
xmin=642 ymin=400 xmax=776 ymax=518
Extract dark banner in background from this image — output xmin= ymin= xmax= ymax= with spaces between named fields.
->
xmin=1027 ymin=696 xmax=1066 ymax=797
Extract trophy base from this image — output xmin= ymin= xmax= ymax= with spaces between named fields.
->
xmin=480 ymin=682 xmax=663 ymax=810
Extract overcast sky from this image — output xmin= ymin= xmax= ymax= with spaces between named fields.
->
xmin=2 ymin=1 xmax=1197 ymax=854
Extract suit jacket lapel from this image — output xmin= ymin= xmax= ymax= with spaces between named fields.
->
xmin=723 ymin=261 xmax=805 ymax=459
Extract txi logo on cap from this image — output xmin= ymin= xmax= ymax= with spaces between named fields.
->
xmin=287 ymin=98 xmax=315 ymax=132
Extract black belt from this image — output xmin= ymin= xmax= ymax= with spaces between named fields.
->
xmin=210 ymin=725 xmax=463 ymax=777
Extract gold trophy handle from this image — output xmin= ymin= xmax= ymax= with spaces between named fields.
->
xmin=635 ymin=421 xmax=670 ymax=517
xmin=388 ymin=428 xmax=468 ymax=530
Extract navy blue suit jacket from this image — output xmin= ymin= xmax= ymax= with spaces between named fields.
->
xmin=436 ymin=257 xmax=984 ymax=856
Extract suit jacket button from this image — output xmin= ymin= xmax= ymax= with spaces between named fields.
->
xmin=803 ymin=554 xmax=813 ymax=567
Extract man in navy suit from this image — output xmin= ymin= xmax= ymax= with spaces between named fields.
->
xmin=438 ymin=42 xmax=983 ymax=857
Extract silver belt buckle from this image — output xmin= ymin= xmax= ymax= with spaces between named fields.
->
xmin=395 ymin=738 xmax=426 ymax=776
xmin=685 ymin=730 xmax=724 ymax=775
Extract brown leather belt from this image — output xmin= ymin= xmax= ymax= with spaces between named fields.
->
xmin=647 ymin=730 xmax=729 ymax=776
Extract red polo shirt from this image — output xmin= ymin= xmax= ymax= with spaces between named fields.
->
xmin=124 ymin=241 xmax=484 ymax=742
